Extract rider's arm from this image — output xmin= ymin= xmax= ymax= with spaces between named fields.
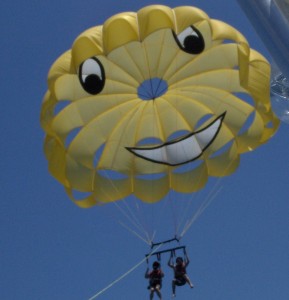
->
xmin=145 ymin=268 xmax=150 ymax=278
xmin=184 ymin=252 xmax=190 ymax=267
xmin=167 ymin=256 xmax=174 ymax=268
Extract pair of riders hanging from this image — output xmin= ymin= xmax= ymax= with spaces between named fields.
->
xmin=145 ymin=248 xmax=194 ymax=299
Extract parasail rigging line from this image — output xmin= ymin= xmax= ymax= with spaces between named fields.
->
xmin=100 ymin=170 xmax=152 ymax=244
xmin=174 ymin=163 xmax=208 ymax=237
xmin=112 ymin=200 xmax=151 ymax=244
xmin=117 ymin=221 xmax=152 ymax=245
xmin=179 ymin=151 xmax=236 ymax=238
xmin=180 ymin=185 xmax=223 ymax=238
xmin=87 ymin=243 xmax=164 ymax=300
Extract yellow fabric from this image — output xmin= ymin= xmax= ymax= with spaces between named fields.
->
xmin=41 ymin=5 xmax=279 ymax=206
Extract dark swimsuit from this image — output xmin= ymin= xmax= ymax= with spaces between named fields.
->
xmin=148 ymin=270 xmax=162 ymax=288
xmin=174 ymin=264 xmax=187 ymax=286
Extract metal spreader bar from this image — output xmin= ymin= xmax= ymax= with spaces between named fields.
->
xmin=145 ymin=246 xmax=186 ymax=262
xmin=150 ymin=236 xmax=180 ymax=249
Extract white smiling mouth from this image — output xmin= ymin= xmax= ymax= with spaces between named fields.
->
xmin=126 ymin=113 xmax=226 ymax=166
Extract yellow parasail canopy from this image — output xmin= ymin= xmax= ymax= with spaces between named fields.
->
xmin=40 ymin=5 xmax=279 ymax=207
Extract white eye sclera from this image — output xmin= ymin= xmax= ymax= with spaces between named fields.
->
xmin=79 ymin=57 xmax=105 ymax=95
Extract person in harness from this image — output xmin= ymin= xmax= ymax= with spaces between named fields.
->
xmin=168 ymin=250 xmax=194 ymax=297
xmin=145 ymin=261 xmax=164 ymax=300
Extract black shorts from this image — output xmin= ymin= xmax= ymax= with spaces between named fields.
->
xmin=148 ymin=280 xmax=162 ymax=289
xmin=174 ymin=277 xmax=186 ymax=286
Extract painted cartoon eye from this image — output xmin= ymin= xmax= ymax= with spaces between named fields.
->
xmin=79 ymin=58 xmax=105 ymax=95
xmin=174 ymin=26 xmax=205 ymax=54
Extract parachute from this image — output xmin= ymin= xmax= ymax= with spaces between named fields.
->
xmin=41 ymin=5 xmax=279 ymax=243
xmin=237 ymin=0 xmax=289 ymax=123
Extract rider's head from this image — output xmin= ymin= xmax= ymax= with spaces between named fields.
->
xmin=152 ymin=261 xmax=160 ymax=270
xmin=176 ymin=257 xmax=183 ymax=264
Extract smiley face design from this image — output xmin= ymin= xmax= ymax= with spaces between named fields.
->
xmin=41 ymin=5 xmax=279 ymax=206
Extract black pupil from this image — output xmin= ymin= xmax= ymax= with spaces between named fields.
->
xmin=84 ymin=74 xmax=103 ymax=94
xmin=183 ymin=32 xmax=204 ymax=54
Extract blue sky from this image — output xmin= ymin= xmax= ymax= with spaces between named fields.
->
xmin=1 ymin=1 xmax=289 ymax=299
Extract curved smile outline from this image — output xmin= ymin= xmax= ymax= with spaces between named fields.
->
xmin=126 ymin=112 xmax=226 ymax=166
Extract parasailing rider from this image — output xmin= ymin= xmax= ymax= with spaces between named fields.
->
xmin=145 ymin=261 xmax=164 ymax=300
xmin=168 ymin=250 xmax=194 ymax=297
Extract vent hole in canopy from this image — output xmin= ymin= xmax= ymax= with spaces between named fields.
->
xmin=65 ymin=127 xmax=81 ymax=148
xmin=54 ymin=100 xmax=71 ymax=115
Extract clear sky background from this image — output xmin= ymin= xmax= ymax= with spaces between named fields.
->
xmin=1 ymin=1 xmax=289 ymax=299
